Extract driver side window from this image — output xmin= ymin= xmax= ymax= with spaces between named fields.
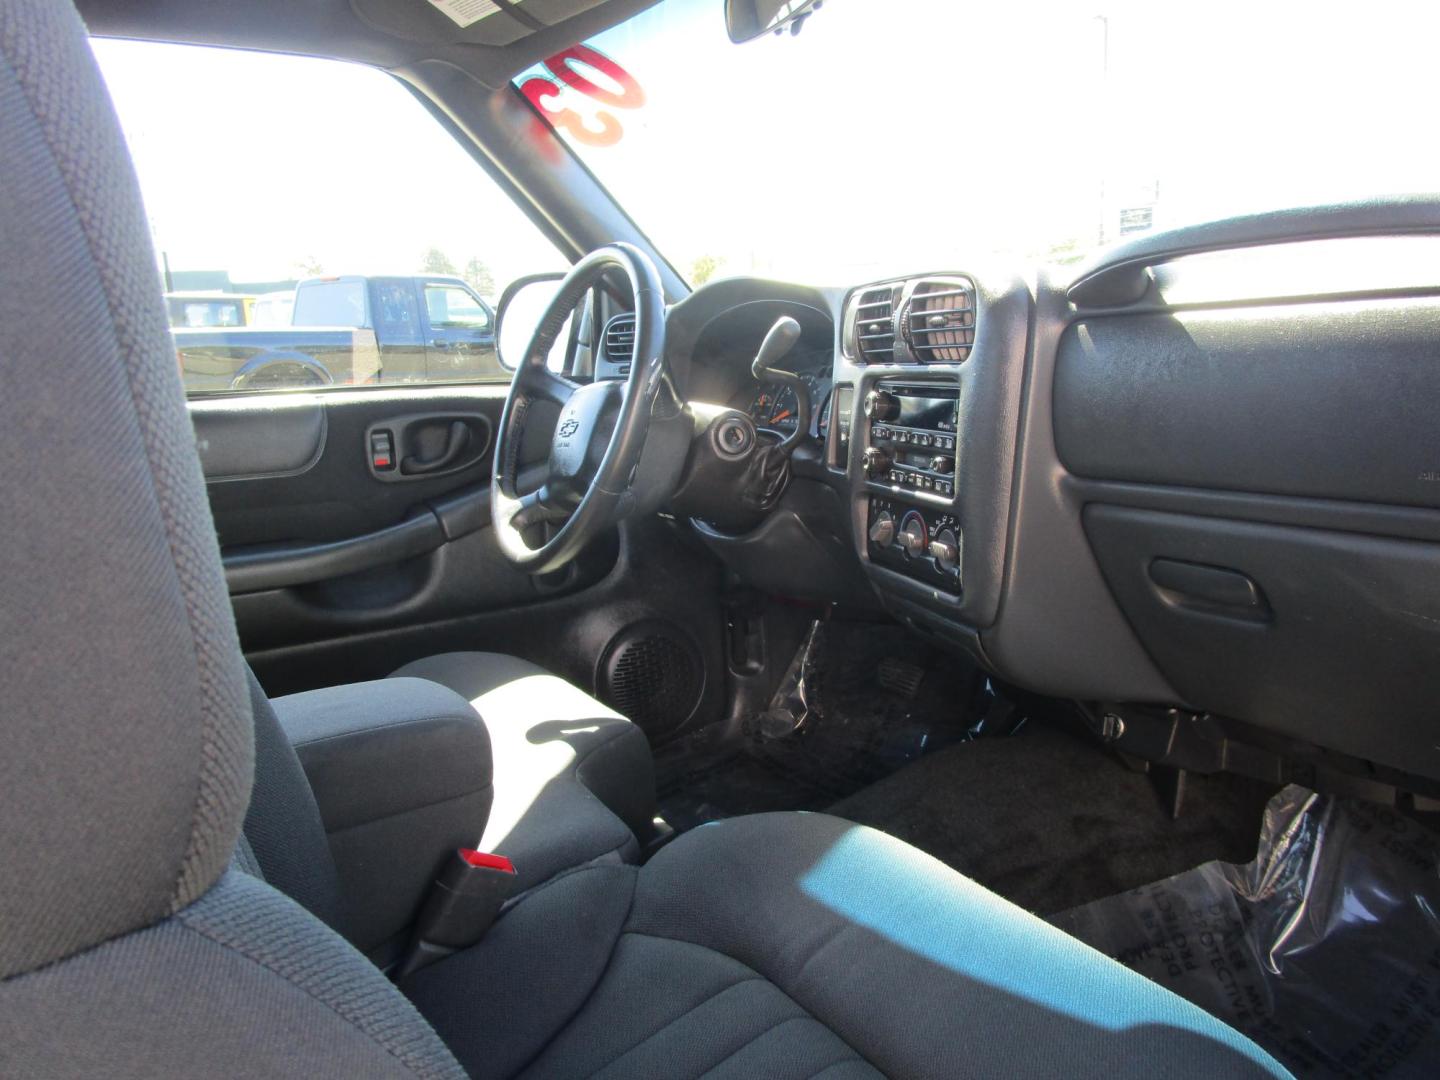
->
xmin=91 ymin=39 xmax=564 ymax=395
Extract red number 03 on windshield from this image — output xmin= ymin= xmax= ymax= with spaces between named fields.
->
xmin=519 ymin=44 xmax=646 ymax=148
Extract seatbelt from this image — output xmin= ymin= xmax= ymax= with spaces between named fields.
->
xmin=394 ymin=848 xmax=518 ymax=980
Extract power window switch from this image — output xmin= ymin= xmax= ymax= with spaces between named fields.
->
xmin=370 ymin=430 xmax=395 ymax=471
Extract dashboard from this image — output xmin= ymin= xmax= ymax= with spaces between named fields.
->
xmin=744 ymin=371 xmax=826 ymax=437
xmin=650 ymin=210 xmax=1440 ymax=794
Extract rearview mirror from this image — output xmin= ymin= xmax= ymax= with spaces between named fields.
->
xmin=725 ymin=0 xmax=822 ymax=43
xmin=495 ymin=273 xmax=569 ymax=372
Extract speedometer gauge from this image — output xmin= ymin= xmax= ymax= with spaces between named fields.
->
xmin=749 ymin=374 xmax=817 ymax=433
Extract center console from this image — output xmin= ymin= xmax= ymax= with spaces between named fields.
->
xmin=834 ymin=270 xmax=1028 ymax=652
xmin=862 ymin=382 xmax=963 ymax=594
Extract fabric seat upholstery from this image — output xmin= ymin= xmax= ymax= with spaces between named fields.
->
xmin=404 ymin=811 xmax=1290 ymax=1080
xmin=0 ymin=3 xmax=464 ymax=1074
xmin=391 ymin=652 xmax=656 ymax=891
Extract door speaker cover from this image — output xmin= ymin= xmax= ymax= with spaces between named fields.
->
xmin=597 ymin=620 xmax=703 ymax=736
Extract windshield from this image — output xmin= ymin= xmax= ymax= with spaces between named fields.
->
xmin=518 ymin=0 xmax=1440 ymax=286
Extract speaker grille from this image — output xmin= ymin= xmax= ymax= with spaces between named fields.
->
xmin=598 ymin=621 xmax=703 ymax=736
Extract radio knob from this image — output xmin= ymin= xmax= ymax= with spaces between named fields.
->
xmin=863 ymin=446 xmax=893 ymax=478
xmin=929 ymin=455 xmax=954 ymax=474
xmin=868 ymin=511 xmax=895 ymax=547
xmin=929 ymin=528 xmax=960 ymax=573
xmin=899 ymin=519 xmax=926 ymax=558
xmin=864 ymin=390 xmax=900 ymax=422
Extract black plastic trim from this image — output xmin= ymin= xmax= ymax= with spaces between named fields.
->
xmin=223 ymin=487 xmax=491 ymax=594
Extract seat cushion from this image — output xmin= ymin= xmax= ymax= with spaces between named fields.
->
xmin=404 ymin=812 xmax=1290 ymax=1080
xmin=390 ymin=652 xmax=655 ymax=892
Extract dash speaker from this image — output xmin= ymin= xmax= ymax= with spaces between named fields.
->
xmin=596 ymin=620 xmax=704 ymax=738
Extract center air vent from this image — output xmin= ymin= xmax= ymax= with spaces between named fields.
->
xmin=905 ymin=278 xmax=976 ymax=363
xmin=853 ymin=285 xmax=901 ymax=362
xmin=603 ymin=313 xmax=635 ymax=363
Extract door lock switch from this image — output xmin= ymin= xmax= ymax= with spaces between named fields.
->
xmin=370 ymin=430 xmax=395 ymax=471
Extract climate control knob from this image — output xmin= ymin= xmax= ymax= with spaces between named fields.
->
xmin=898 ymin=515 xmax=927 ymax=558
xmin=868 ymin=511 xmax=895 ymax=547
xmin=929 ymin=528 xmax=960 ymax=573
xmin=864 ymin=390 xmax=900 ymax=422
xmin=863 ymin=446 xmax=893 ymax=478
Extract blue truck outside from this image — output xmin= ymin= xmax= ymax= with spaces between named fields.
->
xmin=174 ymin=274 xmax=501 ymax=392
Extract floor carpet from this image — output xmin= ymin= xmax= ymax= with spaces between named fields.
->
xmin=827 ymin=722 xmax=1278 ymax=915
xmin=655 ymin=619 xmax=988 ymax=831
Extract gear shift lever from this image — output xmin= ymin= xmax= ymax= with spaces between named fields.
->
xmin=750 ymin=316 xmax=809 ymax=455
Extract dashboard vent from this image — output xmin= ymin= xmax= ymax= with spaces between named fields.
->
xmin=603 ymin=313 xmax=635 ymax=362
xmin=906 ymin=278 xmax=976 ymax=363
xmin=853 ymin=285 xmax=900 ymax=363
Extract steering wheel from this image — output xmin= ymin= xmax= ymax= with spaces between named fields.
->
xmin=491 ymin=243 xmax=667 ymax=575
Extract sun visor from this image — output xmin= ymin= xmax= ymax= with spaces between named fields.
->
xmin=351 ymin=0 xmax=610 ymax=47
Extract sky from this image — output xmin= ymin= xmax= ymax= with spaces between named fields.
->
xmin=93 ymin=0 xmax=1440 ymax=292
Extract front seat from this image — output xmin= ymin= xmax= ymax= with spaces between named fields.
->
xmin=0 ymin=2 xmax=1290 ymax=1077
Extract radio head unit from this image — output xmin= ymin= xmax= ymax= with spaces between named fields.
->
xmin=862 ymin=382 xmax=959 ymax=497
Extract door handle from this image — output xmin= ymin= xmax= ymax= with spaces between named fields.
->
xmin=401 ymin=420 xmax=471 ymax=476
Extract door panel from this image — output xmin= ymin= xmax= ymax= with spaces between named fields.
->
xmin=191 ymin=385 xmax=727 ymax=742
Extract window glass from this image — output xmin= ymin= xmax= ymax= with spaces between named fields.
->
xmin=517 ymin=0 xmax=1440 ymax=284
xmin=93 ymin=39 xmax=564 ymax=394
xmin=292 ymin=280 xmax=367 ymax=328
xmin=426 ymin=285 xmax=492 ymax=331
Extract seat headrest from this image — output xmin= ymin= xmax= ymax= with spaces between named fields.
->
xmin=0 ymin=0 xmax=252 ymax=979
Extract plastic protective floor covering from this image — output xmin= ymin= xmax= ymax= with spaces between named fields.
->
xmin=1050 ymin=786 xmax=1440 ymax=1078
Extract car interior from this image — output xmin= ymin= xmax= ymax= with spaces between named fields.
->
xmin=4 ymin=0 xmax=1440 ymax=1077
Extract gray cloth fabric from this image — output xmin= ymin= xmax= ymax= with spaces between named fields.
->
xmin=0 ymin=3 xmax=469 ymax=1075
xmin=243 ymin=667 xmax=345 ymax=932
xmin=0 ymin=0 xmax=250 ymax=980
xmin=408 ymin=813 xmax=1291 ymax=1080
xmin=404 ymin=864 xmax=640 ymax=1080
xmin=0 ymin=871 xmax=465 ymax=1080
xmin=391 ymin=652 xmax=654 ymax=892
xmin=277 ymin=679 xmax=493 ymax=834
xmin=274 ymin=678 xmax=495 ymax=955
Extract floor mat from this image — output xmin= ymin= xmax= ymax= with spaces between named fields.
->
xmin=1050 ymin=787 xmax=1440 ymax=1078
xmin=828 ymin=723 xmax=1277 ymax=914
xmin=655 ymin=620 xmax=987 ymax=832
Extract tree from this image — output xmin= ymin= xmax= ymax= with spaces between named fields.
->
xmin=420 ymin=247 xmax=457 ymax=275
xmin=293 ymin=254 xmax=325 ymax=277
xmin=690 ymin=254 xmax=724 ymax=286
xmin=463 ymin=256 xmax=496 ymax=299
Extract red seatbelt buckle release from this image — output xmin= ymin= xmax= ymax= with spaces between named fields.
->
xmin=394 ymin=848 xmax=518 ymax=980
